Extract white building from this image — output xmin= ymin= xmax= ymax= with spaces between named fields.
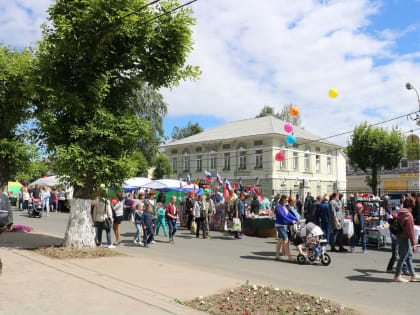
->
xmin=162 ymin=116 xmax=346 ymax=197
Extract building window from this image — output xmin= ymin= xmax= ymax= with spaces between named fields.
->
xmin=239 ymin=149 xmax=247 ymax=170
xmin=210 ymin=154 xmax=217 ymax=170
xmin=304 ymin=153 xmax=311 ymax=172
xmin=401 ymin=159 xmax=408 ymax=168
xmin=316 ymin=155 xmax=321 ymax=173
xmin=196 ymin=156 xmax=202 ymax=172
xmin=172 ymin=158 xmax=177 ymax=173
xmin=254 ymin=140 xmax=263 ymax=146
xmin=327 ymin=157 xmax=332 ymax=174
xmin=195 ymin=147 xmax=202 ymax=152
xmin=223 ymin=143 xmax=231 ymax=149
xmin=224 ymin=153 xmax=230 ymax=170
xmin=293 ymin=152 xmax=298 ymax=170
xmin=255 ymin=150 xmax=263 ymax=169
xmin=315 ymin=147 xmax=321 ymax=152
xmin=183 ymin=153 xmax=189 ymax=172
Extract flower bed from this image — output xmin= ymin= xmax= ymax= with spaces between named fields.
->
xmin=35 ymin=246 xmax=125 ymax=259
xmin=10 ymin=225 xmax=34 ymax=232
xmin=185 ymin=282 xmax=358 ymax=315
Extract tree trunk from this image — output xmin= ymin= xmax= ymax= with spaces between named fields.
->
xmin=63 ymin=181 xmax=96 ymax=248
xmin=0 ymin=157 xmax=9 ymax=193
xmin=63 ymin=198 xmax=96 ymax=248
xmin=371 ymin=167 xmax=378 ymax=196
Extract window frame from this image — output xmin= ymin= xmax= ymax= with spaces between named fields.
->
xmin=196 ymin=155 xmax=202 ymax=172
xmin=182 ymin=153 xmax=190 ymax=172
xmin=292 ymin=152 xmax=299 ymax=170
xmin=316 ymin=155 xmax=321 ymax=173
xmin=255 ymin=150 xmax=263 ymax=169
xmin=223 ymin=153 xmax=231 ymax=170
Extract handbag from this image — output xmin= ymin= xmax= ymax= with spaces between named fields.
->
xmin=233 ymin=217 xmax=241 ymax=232
xmin=191 ymin=221 xmax=197 ymax=234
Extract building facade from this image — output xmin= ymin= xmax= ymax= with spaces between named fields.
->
xmin=346 ymin=159 xmax=420 ymax=193
xmin=162 ymin=116 xmax=346 ymax=197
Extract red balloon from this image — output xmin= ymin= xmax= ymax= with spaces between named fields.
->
xmin=275 ymin=152 xmax=285 ymax=162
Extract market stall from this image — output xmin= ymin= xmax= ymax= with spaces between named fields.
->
xmin=244 ymin=214 xmax=277 ymax=238
xmin=378 ymin=224 xmax=420 ymax=241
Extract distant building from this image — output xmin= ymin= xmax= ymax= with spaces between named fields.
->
xmin=346 ymin=159 xmax=420 ymax=194
xmin=161 ymin=116 xmax=347 ymax=197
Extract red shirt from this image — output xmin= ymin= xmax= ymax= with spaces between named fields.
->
xmin=165 ymin=203 xmax=178 ymax=220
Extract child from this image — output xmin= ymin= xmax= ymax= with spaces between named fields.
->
xmin=155 ymin=202 xmax=168 ymax=237
xmin=143 ymin=203 xmax=154 ymax=248
xmin=133 ymin=204 xmax=144 ymax=246
xmin=350 ymin=203 xmax=368 ymax=253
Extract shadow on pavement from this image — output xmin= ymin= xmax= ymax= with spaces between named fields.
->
xmin=0 ymin=231 xmax=63 ymax=249
xmin=346 ymin=269 xmax=393 ymax=283
xmin=252 ymin=251 xmax=275 ymax=257
xmin=210 ymin=236 xmax=236 ymax=241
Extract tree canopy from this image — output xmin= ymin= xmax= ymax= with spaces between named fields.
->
xmin=172 ymin=121 xmax=203 ymax=140
xmin=0 ymin=45 xmax=35 ymax=191
xmin=256 ymin=104 xmax=302 ymax=126
xmin=35 ymin=0 xmax=199 ymax=199
xmin=152 ymin=154 xmax=172 ymax=179
xmin=346 ymin=123 xmax=405 ymax=195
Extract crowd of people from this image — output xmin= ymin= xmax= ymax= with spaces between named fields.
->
xmin=15 ymin=184 xmax=68 ymax=215
xmin=6 ymin=182 xmax=420 ymax=283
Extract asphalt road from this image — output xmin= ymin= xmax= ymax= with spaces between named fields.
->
xmin=9 ymin=209 xmax=420 ymax=315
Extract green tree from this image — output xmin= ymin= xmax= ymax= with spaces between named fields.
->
xmin=0 ymin=45 xmax=35 ymax=192
xmin=131 ymin=81 xmax=168 ymax=163
xmin=152 ymin=154 xmax=172 ymax=179
xmin=127 ymin=151 xmax=149 ymax=178
xmin=256 ymin=104 xmax=302 ymax=126
xmin=346 ymin=123 xmax=405 ymax=195
xmin=35 ymin=0 xmax=199 ymax=248
xmin=15 ymin=159 xmax=50 ymax=183
xmin=406 ymin=134 xmax=420 ymax=161
xmin=172 ymin=121 xmax=203 ymax=140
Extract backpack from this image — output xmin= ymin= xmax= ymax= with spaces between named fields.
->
xmin=388 ymin=218 xmax=403 ymax=235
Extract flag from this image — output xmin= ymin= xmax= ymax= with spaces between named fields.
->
xmin=225 ymin=178 xmax=231 ymax=191
xmin=186 ymin=174 xmax=191 ymax=185
xmin=216 ymin=173 xmax=222 ymax=184
xmin=247 ymin=186 xmax=263 ymax=202
xmin=179 ymin=179 xmax=183 ymax=189
xmin=204 ymin=170 xmax=212 ymax=181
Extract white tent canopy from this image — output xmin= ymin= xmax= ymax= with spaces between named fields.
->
xmin=123 ymin=177 xmax=152 ymax=189
xmin=30 ymin=176 xmax=63 ymax=187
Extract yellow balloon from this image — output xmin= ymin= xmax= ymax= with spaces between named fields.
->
xmin=329 ymin=88 xmax=338 ymax=98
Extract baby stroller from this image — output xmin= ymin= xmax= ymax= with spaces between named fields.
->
xmin=28 ymin=198 xmax=42 ymax=218
xmin=294 ymin=222 xmax=331 ymax=266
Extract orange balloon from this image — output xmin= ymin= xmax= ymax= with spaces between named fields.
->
xmin=289 ymin=106 xmax=299 ymax=117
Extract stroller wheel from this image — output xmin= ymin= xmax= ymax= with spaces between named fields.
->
xmin=297 ymin=254 xmax=306 ymax=265
xmin=321 ymin=253 xmax=331 ymax=266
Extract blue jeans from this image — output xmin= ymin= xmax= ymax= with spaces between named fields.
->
xmin=42 ymin=200 xmax=50 ymax=214
xmin=143 ymin=223 xmax=154 ymax=247
xmin=387 ymin=235 xmax=408 ymax=272
xmin=321 ymin=222 xmax=330 ymax=245
xmin=331 ymin=228 xmax=343 ymax=249
xmin=395 ymin=236 xmax=416 ymax=277
xmin=19 ymin=200 xmax=23 ymax=210
xmin=134 ymin=224 xmax=143 ymax=242
xmin=167 ymin=219 xmax=177 ymax=239
xmin=351 ymin=228 xmax=367 ymax=250
xmin=96 ymin=222 xmax=111 ymax=246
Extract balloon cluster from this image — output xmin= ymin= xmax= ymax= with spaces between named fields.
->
xmin=276 ymin=106 xmax=300 ymax=162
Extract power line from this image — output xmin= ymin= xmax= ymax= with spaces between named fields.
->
xmin=121 ymin=0 xmax=164 ymax=20
xmin=139 ymin=0 xmax=198 ymax=26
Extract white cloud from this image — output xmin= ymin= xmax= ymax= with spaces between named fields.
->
xmin=162 ymin=0 xmax=420 ymax=145
xmin=2 ymin=0 xmax=420 ymax=145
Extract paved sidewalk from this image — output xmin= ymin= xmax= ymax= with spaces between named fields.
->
xmin=0 ymin=235 xmax=240 ymax=315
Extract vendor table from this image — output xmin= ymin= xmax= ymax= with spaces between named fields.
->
xmin=244 ymin=216 xmax=276 ymax=238
xmin=378 ymin=225 xmax=420 ymax=240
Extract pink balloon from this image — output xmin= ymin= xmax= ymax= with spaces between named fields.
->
xmin=275 ymin=152 xmax=285 ymax=162
xmin=284 ymin=123 xmax=294 ymax=133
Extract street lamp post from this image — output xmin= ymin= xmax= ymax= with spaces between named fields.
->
xmin=406 ymin=83 xmax=420 ymax=125
xmin=406 ymin=82 xmax=420 ymax=110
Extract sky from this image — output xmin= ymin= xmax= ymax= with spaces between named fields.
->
xmin=2 ymin=0 xmax=420 ymax=145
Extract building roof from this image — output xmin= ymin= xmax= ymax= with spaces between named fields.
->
xmin=162 ymin=116 xmax=342 ymax=148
